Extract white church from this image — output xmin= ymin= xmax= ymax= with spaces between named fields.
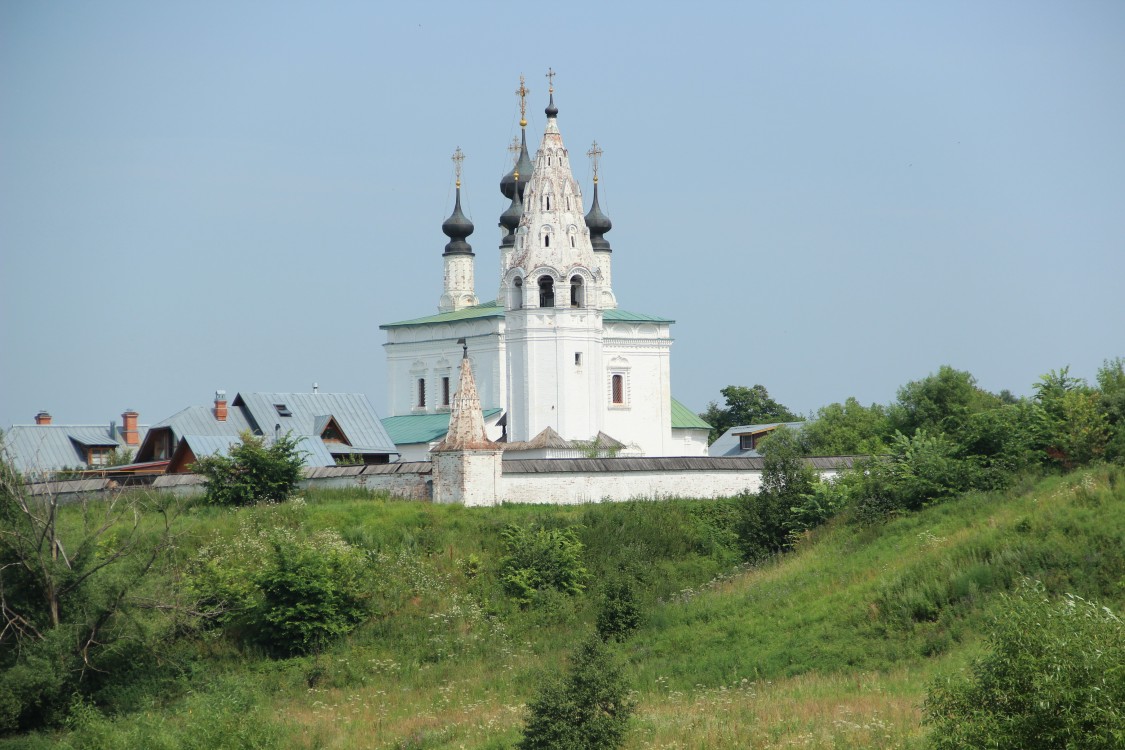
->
xmin=380 ymin=76 xmax=711 ymax=462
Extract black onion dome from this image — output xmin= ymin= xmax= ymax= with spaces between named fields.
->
xmin=545 ymin=90 xmax=558 ymax=118
xmin=584 ymin=181 xmax=612 ymax=252
xmin=500 ymin=129 xmax=534 ymax=200
xmin=499 ymin=176 xmax=523 ymax=248
xmin=442 ymin=186 xmax=474 ymax=256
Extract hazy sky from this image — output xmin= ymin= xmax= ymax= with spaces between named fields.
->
xmin=2 ymin=1 xmax=1123 ymax=431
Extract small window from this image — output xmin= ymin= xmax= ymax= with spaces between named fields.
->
xmin=512 ymin=277 xmax=524 ymax=310
xmin=575 ymin=352 xmax=582 ymax=366
xmin=88 ymin=447 xmax=111 ymax=466
xmin=417 ymin=378 xmax=426 ymax=408
xmin=544 ymin=234 xmax=550 ymax=247
xmin=570 ymin=236 xmax=575 ymax=248
xmin=539 ymin=276 xmax=555 ymax=308
xmin=739 ymin=435 xmax=754 ymax=451
xmin=611 ymin=374 xmax=625 ymax=405
xmin=546 ymin=195 xmax=551 ymax=210
xmin=442 ymin=376 xmax=451 ymax=407
xmin=274 ymin=404 xmax=292 ymax=417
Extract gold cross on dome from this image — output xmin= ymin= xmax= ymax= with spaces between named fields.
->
xmin=516 ymin=74 xmax=529 ymax=124
xmin=545 ymin=67 xmax=556 ymax=92
xmin=587 ymin=140 xmax=603 ymax=182
xmin=508 ymin=136 xmax=521 ymax=165
xmin=451 ymin=147 xmax=464 ymax=187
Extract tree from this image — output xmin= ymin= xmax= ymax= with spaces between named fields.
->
xmin=0 ymin=458 xmax=176 ymax=730
xmin=925 ymin=581 xmax=1125 ymax=749
xmin=1096 ymin=358 xmax=1125 ymax=462
xmin=519 ymin=635 xmax=635 ymax=750
xmin=1033 ymin=368 xmax=1110 ymax=469
xmin=192 ymin=431 xmax=305 ymax=506
xmin=700 ymin=385 xmax=800 ymax=445
xmin=499 ymin=524 xmax=590 ymax=608
xmin=736 ymin=427 xmax=817 ymax=559
xmin=889 ymin=365 xmax=1001 ymax=439
xmin=801 ymin=397 xmax=890 ymax=455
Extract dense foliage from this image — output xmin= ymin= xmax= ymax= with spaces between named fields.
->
xmin=925 ymin=581 xmax=1125 ymax=749
xmin=192 ymin=431 xmax=304 ymax=506
xmin=700 ymin=384 xmax=801 ymax=445
xmin=499 ymin=523 xmax=590 ymax=607
xmin=518 ymin=636 xmax=635 ymax=750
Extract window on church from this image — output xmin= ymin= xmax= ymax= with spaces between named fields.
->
xmin=611 ymin=374 xmax=625 ymax=405
xmin=442 ymin=377 xmax=450 ymax=407
xmin=546 ymin=195 xmax=551 ymax=210
xmin=570 ymin=236 xmax=575 ymax=248
xmin=417 ymin=378 xmax=426 ymax=408
xmin=575 ymin=352 xmax=582 ymax=366
xmin=512 ymin=277 xmax=524 ymax=309
xmin=539 ymin=276 xmax=555 ymax=308
xmin=570 ymin=275 xmax=584 ymax=307
xmin=544 ymin=234 xmax=550 ymax=247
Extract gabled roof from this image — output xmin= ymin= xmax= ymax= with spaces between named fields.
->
xmin=379 ymin=300 xmax=674 ymax=329
xmin=231 ymin=392 xmax=396 ymax=454
xmin=2 ymin=423 xmax=148 ymax=475
xmin=708 ymin=421 xmax=806 ymax=457
xmin=174 ymin=433 xmax=336 ymax=468
xmin=670 ymin=398 xmax=711 ymax=430
xmin=382 ymin=408 xmax=503 ymax=446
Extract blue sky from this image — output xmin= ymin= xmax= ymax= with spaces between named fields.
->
xmin=2 ymin=1 xmax=1123 ymax=430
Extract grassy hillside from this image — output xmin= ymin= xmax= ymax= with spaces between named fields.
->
xmin=6 ymin=467 xmax=1124 ymax=749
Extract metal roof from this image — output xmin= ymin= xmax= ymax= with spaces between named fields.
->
xmin=670 ymin=398 xmax=711 ymax=430
xmin=382 ymin=408 xmax=503 ymax=445
xmin=3 ymin=424 xmax=150 ymax=475
xmin=707 ymin=421 xmax=807 ymax=457
xmin=232 ymin=392 xmax=397 ymax=454
xmin=380 ymin=301 xmax=504 ymax=329
xmin=380 ymin=300 xmax=674 ymax=329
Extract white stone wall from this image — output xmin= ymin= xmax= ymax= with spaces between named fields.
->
xmin=602 ymin=322 xmax=673 ymax=455
xmin=384 ymin=318 xmax=505 ymax=415
xmin=498 ymin=469 xmax=764 ymax=505
xmin=432 ymin=449 xmax=503 ymax=506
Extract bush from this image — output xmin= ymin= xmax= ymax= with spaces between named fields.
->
xmin=499 ymin=524 xmax=589 ymax=608
xmin=187 ymin=513 xmax=372 ymax=656
xmin=518 ymin=636 xmax=635 ymax=750
xmin=924 ymin=580 xmax=1125 ymax=749
xmin=192 ymin=431 xmax=305 ymax=506
xmin=596 ymin=577 xmax=642 ymax=642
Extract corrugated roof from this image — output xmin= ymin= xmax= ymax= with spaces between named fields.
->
xmin=670 ymin=398 xmax=711 ymax=430
xmin=380 ymin=300 xmax=673 ymax=329
xmin=382 ymin=408 xmax=503 ymax=445
xmin=233 ymin=392 xmax=397 ymax=454
xmin=3 ymin=424 xmax=149 ymax=475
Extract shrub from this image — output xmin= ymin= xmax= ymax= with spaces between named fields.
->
xmin=192 ymin=431 xmax=305 ymax=506
xmin=924 ymin=580 xmax=1125 ymax=749
xmin=596 ymin=578 xmax=642 ymax=642
xmin=499 ymin=524 xmax=589 ymax=607
xmin=187 ymin=514 xmax=373 ymax=656
xmin=518 ymin=636 xmax=635 ymax=750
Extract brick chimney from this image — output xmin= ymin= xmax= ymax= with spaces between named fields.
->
xmin=121 ymin=410 xmax=140 ymax=446
xmin=35 ymin=411 xmax=52 ymax=425
xmin=214 ymin=390 xmax=228 ymax=422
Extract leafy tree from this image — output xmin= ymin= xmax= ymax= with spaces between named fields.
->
xmin=519 ymin=635 xmax=635 ymax=750
xmin=1033 ymin=368 xmax=1110 ymax=469
xmin=499 ymin=524 xmax=589 ymax=608
xmin=0 ymin=460 xmax=176 ymax=730
xmin=925 ymin=581 xmax=1125 ymax=749
xmin=192 ymin=431 xmax=305 ymax=506
xmin=1096 ymin=357 xmax=1125 ymax=461
xmin=801 ymin=397 xmax=890 ymax=455
xmin=889 ymin=365 xmax=1001 ymax=439
xmin=736 ymin=427 xmax=816 ymax=559
xmin=957 ymin=402 xmax=1040 ymax=488
xmin=700 ymin=384 xmax=800 ymax=444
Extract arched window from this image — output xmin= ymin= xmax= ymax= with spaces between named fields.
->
xmin=570 ymin=236 xmax=575 ymax=248
xmin=538 ymin=276 xmax=555 ymax=308
xmin=417 ymin=378 xmax=426 ymax=408
xmin=570 ymin=275 xmax=584 ymax=307
xmin=512 ymin=276 xmax=524 ymax=310
xmin=546 ymin=195 xmax=551 ymax=210
xmin=544 ymin=234 xmax=550 ymax=247
xmin=611 ymin=374 xmax=624 ymax=404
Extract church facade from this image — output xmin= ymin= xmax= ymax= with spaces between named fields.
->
xmin=381 ymin=79 xmax=710 ymax=460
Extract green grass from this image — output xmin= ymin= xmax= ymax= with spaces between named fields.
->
xmin=4 ymin=467 xmax=1123 ymax=749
